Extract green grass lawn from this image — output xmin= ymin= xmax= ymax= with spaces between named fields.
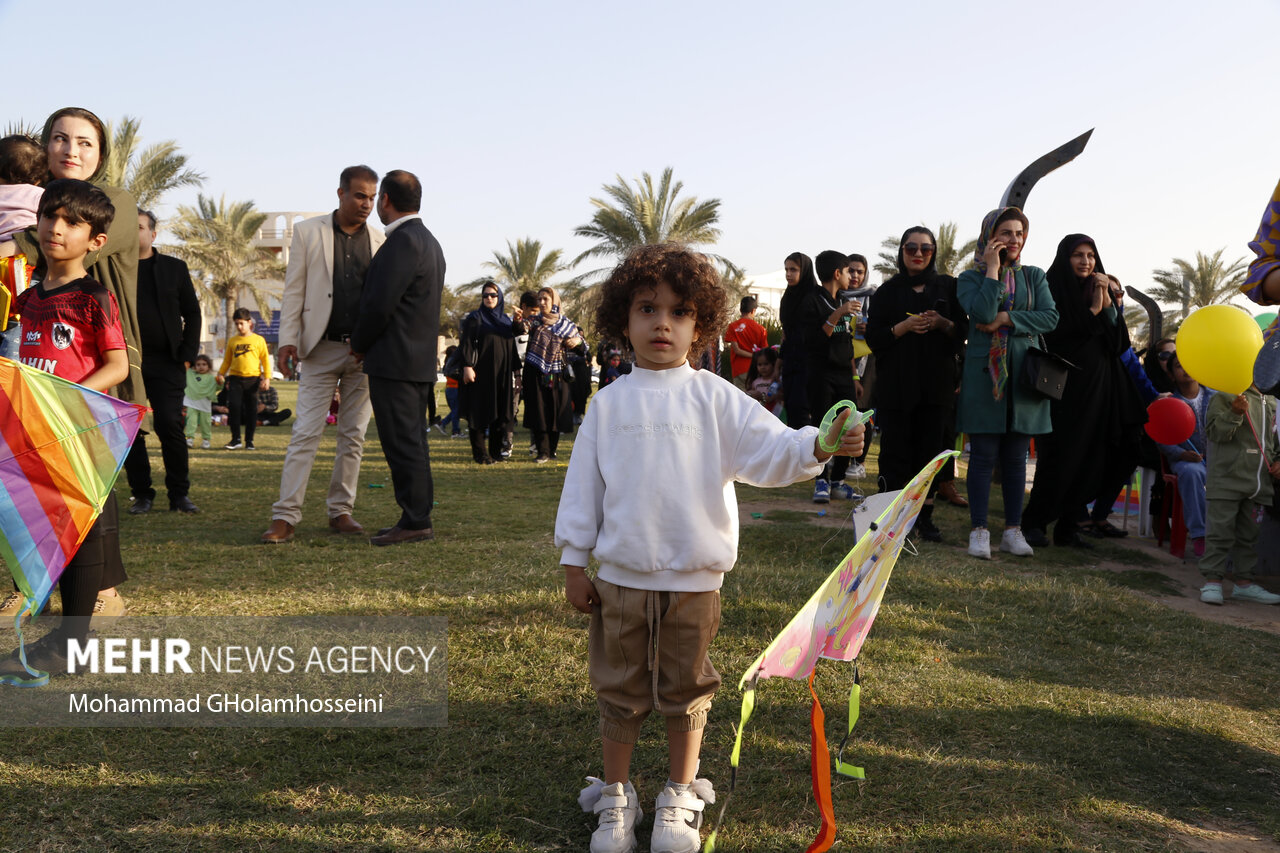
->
xmin=2 ymin=382 xmax=1278 ymax=851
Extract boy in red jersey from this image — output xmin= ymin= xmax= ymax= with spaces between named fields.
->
xmin=0 ymin=178 xmax=128 ymax=684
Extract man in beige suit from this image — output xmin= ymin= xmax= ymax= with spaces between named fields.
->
xmin=262 ymin=165 xmax=385 ymax=543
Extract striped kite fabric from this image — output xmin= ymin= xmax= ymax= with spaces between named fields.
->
xmin=0 ymin=357 xmax=146 ymax=618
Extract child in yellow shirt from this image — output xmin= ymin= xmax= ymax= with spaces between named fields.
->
xmin=216 ymin=307 xmax=270 ymax=450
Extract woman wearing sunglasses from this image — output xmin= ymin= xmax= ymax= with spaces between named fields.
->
xmin=458 ymin=281 xmax=523 ymax=465
xmin=866 ymin=226 xmax=967 ymax=542
xmin=956 ymin=208 xmax=1059 ymax=559
xmin=1021 ymin=235 xmax=1147 ymax=547
xmin=1143 ymin=338 xmax=1178 ymax=395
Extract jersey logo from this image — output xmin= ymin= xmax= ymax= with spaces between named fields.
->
xmin=51 ymin=323 xmax=75 ymax=350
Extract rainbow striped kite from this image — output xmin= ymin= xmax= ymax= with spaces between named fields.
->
xmin=0 ymin=357 xmax=145 ymax=623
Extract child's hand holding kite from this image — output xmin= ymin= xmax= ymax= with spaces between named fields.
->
xmin=814 ymin=401 xmax=871 ymax=463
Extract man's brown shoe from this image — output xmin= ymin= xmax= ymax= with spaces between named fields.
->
xmin=370 ymin=525 xmax=433 ymax=546
xmin=329 ymin=514 xmax=365 ymax=535
xmin=937 ymin=480 xmax=969 ymax=508
xmin=261 ymin=519 xmax=295 ymax=544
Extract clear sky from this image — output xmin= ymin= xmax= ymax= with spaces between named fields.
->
xmin=3 ymin=0 xmax=1276 ymax=312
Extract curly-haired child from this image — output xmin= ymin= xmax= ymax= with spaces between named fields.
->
xmin=556 ymin=243 xmax=865 ymax=853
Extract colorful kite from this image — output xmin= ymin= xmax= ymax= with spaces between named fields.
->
xmin=706 ymin=449 xmax=958 ymax=853
xmin=0 ymin=357 xmax=146 ymax=640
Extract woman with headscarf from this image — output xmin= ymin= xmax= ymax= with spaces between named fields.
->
xmin=2 ymin=107 xmax=142 ymax=403
xmin=956 ymin=207 xmax=1058 ymax=559
xmin=778 ymin=251 xmax=818 ymax=427
xmin=866 ymin=226 xmax=968 ymax=542
xmin=459 ymin=280 xmax=523 ymax=465
xmin=1021 ymin=235 xmax=1147 ymax=547
xmin=522 ymin=285 xmax=582 ymax=463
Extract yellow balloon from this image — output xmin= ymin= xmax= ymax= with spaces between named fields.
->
xmin=1176 ymin=305 xmax=1264 ymax=394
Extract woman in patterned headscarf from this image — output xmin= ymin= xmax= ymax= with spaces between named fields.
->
xmin=955 ymin=207 xmax=1058 ymax=560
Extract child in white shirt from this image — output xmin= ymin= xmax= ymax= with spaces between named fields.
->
xmin=556 ymin=244 xmax=864 ymax=853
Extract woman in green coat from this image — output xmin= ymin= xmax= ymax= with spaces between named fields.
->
xmin=956 ymin=207 xmax=1058 ymax=559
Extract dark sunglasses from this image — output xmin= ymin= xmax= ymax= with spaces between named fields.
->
xmin=904 ymin=243 xmax=935 ymax=256
xmin=1157 ymin=350 xmax=1175 ymax=361
xmin=482 ymin=292 xmax=500 ymax=299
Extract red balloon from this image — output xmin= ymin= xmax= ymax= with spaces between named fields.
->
xmin=1145 ymin=397 xmax=1195 ymax=445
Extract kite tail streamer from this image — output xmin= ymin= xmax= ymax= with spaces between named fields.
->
xmin=703 ymin=680 xmax=756 ymax=853
xmin=805 ymin=670 xmax=837 ymax=853
xmin=0 ymin=605 xmax=51 ymax=687
xmin=834 ymin=663 xmax=865 ymax=780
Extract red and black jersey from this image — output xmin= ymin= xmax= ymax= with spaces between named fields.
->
xmin=14 ymin=277 xmax=125 ymax=384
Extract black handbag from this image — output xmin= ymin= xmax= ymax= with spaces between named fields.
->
xmin=443 ymin=346 xmax=465 ymax=381
xmin=1023 ymin=346 xmax=1074 ymax=400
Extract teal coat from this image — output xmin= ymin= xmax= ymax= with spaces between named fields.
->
xmin=956 ymin=267 xmax=1059 ymax=435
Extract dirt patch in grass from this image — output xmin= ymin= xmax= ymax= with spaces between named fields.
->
xmin=740 ymin=500 xmax=860 ymax=530
xmin=740 ymin=494 xmax=1280 ymax=637
xmin=1095 ymin=534 xmax=1280 ymax=637
xmin=1169 ymin=820 xmax=1280 ymax=852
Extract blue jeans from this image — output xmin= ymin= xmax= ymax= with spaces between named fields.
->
xmin=967 ymin=432 xmax=1032 ymax=529
xmin=441 ymin=386 xmax=461 ymax=434
xmin=1170 ymin=458 xmax=1207 ymax=539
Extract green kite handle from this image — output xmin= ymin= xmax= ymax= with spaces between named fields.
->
xmin=817 ymin=400 xmax=874 ymax=454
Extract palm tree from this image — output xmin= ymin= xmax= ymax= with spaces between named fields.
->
xmin=482 ymin=237 xmax=572 ymax=294
xmin=572 ymin=167 xmax=724 ymax=282
xmin=1148 ymin=249 xmax=1248 ymax=328
xmin=874 ymin=221 xmax=976 ymax=282
xmin=100 ymin=116 xmax=204 ymax=210
xmin=167 ymin=195 xmax=284 ymax=348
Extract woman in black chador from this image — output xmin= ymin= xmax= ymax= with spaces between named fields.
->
xmin=865 ymin=226 xmax=967 ymax=542
xmin=458 ymin=281 xmax=522 ymax=465
xmin=1022 ymin=234 xmax=1147 ymax=547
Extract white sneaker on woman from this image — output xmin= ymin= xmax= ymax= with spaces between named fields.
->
xmin=968 ymin=528 xmax=991 ymax=559
xmin=1000 ymin=528 xmax=1034 ymax=556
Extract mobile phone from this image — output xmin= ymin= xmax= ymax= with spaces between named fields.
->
xmin=998 ymin=247 xmax=1008 ymax=264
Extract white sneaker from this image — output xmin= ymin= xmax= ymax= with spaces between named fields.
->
xmin=1000 ymin=528 xmax=1034 ymax=556
xmin=1232 ymin=583 xmax=1280 ymax=605
xmin=1200 ymin=583 xmax=1224 ymax=605
xmin=201 ymin=440 xmax=211 ymax=449
xmin=847 ymin=462 xmax=866 ymax=479
xmin=968 ymin=528 xmax=991 ymax=560
xmin=579 ymin=778 xmax=641 ymax=853
xmin=185 ymin=437 xmax=194 ymax=448
xmin=651 ymin=779 xmax=715 ymax=853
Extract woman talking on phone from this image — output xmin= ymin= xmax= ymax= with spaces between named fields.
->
xmin=866 ymin=226 xmax=967 ymax=542
xmin=955 ymin=208 xmax=1058 ymax=559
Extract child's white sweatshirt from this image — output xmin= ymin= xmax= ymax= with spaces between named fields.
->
xmin=555 ymin=363 xmax=824 ymax=592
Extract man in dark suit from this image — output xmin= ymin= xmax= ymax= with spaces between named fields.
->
xmin=124 ymin=209 xmax=202 ymax=515
xmin=351 ymin=170 xmax=445 ymax=546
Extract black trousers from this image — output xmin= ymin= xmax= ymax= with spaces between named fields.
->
xmin=469 ymin=417 xmax=510 ymax=463
xmin=59 ymin=494 xmax=126 ymax=642
xmin=807 ymin=368 xmax=857 ymax=483
xmin=123 ymin=356 xmax=190 ymax=502
xmin=876 ymin=404 xmax=947 ymax=495
xmin=369 ymin=376 xmax=434 ymax=530
xmin=226 ymin=375 xmax=261 ymax=445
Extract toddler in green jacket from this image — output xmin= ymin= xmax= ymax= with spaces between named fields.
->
xmin=1199 ymin=385 xmax=1280 ymax=605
